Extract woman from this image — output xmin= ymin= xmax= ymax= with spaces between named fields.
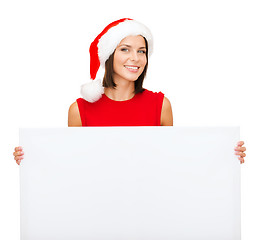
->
xmin=13 ymin=18 xmax=246 ymax=164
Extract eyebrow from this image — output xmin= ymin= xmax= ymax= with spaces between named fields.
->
xmin=119 ymin=44 xmax=146 ymax=49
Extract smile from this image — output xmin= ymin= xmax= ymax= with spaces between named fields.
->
xmin=124 ymin=65 xmax=140 ymax=72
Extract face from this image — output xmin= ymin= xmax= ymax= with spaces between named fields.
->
xmin=113 ymin=35 xmax=147 ymax=84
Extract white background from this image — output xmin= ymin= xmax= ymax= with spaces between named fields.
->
xmin=0 ymin=0 xmax=259 ymax=239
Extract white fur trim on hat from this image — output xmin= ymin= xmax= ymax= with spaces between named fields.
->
xmin=98 ymin=19 xmax=153 ymax=67
xmin=80 ymin=79 xmax=104 ymax=103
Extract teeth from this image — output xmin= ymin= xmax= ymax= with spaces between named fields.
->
xmin=125 ymin=66 xmax=138 ymax=70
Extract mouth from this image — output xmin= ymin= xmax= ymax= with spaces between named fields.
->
xmin=124 ymin=65 xmax=140 ymax=72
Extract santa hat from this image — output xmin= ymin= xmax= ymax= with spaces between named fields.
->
xmin=80 ymin=18 xmax=153 ymax=103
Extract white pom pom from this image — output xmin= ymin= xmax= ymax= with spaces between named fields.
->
xmin=80 ymin=79 xmax=104 ymax=103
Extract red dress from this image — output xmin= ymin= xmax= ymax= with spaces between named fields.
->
xmin=76 ymin=89 xmax=164 ymax=126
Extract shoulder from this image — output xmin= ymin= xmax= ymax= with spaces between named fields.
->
xmin=162 ymin=96 xmax=171 ymax=109
xmin=68 ymin=101 xmax=82 ymax=127
xmin=161 ymin=96 xmax=173 ymax=126
xmin=69 ymin=101 xmax=79 ymax=114
xmin=141 ymin=89 xmax=165 ymax=100
xmin=142 ymin=88 xmax=163 ymax=95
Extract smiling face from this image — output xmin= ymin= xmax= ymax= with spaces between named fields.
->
xmin=112 ymin=35 xmax=147 ymax=84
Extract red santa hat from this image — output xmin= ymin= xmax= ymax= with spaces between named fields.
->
xmin=80 ymin=18 xmax=153 ymax=102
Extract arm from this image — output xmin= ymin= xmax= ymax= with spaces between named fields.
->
xmin=160 ymin=96 xmax=173 ymax=126
xmin=68 ymin=102 xmax=82 ymax=127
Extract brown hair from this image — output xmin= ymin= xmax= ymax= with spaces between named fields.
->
xmin=102 ymin=37 xmax=148 ymax=95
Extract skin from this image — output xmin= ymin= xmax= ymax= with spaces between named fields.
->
xmin=13 ymin=35 xmax=246 ymax=165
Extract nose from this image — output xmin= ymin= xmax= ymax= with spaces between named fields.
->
xmin=130 ymin=51 xmax=139 ymax=61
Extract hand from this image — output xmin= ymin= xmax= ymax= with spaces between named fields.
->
xmin=234 ymin=141 xmax=246 ymax=164
xmin=13 ymin=146 xmax=24 ymax=165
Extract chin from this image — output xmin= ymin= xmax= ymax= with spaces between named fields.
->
xmin=124 ymin=72 xmax=143 ymax=81
xmin=125 ymin=76 xmax=140 ymax=82
xmin=114 ymin=73 xmax=141 ymax=83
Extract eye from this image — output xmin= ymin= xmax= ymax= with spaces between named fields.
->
xmin=121 ymin=48 xmax=129 ymax=52
xmin=138 ymin=50 xmax=146 ymax=54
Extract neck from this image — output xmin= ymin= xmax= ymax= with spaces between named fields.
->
xmin=104 ymin=79 xmax=135 ymax=101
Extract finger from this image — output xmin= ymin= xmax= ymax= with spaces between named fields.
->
xmin=13 ymin=151 xmax=24 ymax=157
xmin=16 ymin=160 xmax=21 ymax=165
xmin=239 ymin=157 xmax=244 ymax=164
xmin=13 ymin=151 xmax=20 ymax=157
xmin=235 ymin=151 xmax=246 ymax=157
xmin=14 ymin=156 xmax=24 ymax=161
xmin=237 ymin=141 xmax=244 ymax=146
xmin=234 ymin=146 xmax=246 ymax=152
xmin=14 ymin=146 xmax=23 ymax=151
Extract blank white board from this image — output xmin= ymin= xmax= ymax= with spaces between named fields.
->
xmin=20 ymin=127 xmax=240 ymax=240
